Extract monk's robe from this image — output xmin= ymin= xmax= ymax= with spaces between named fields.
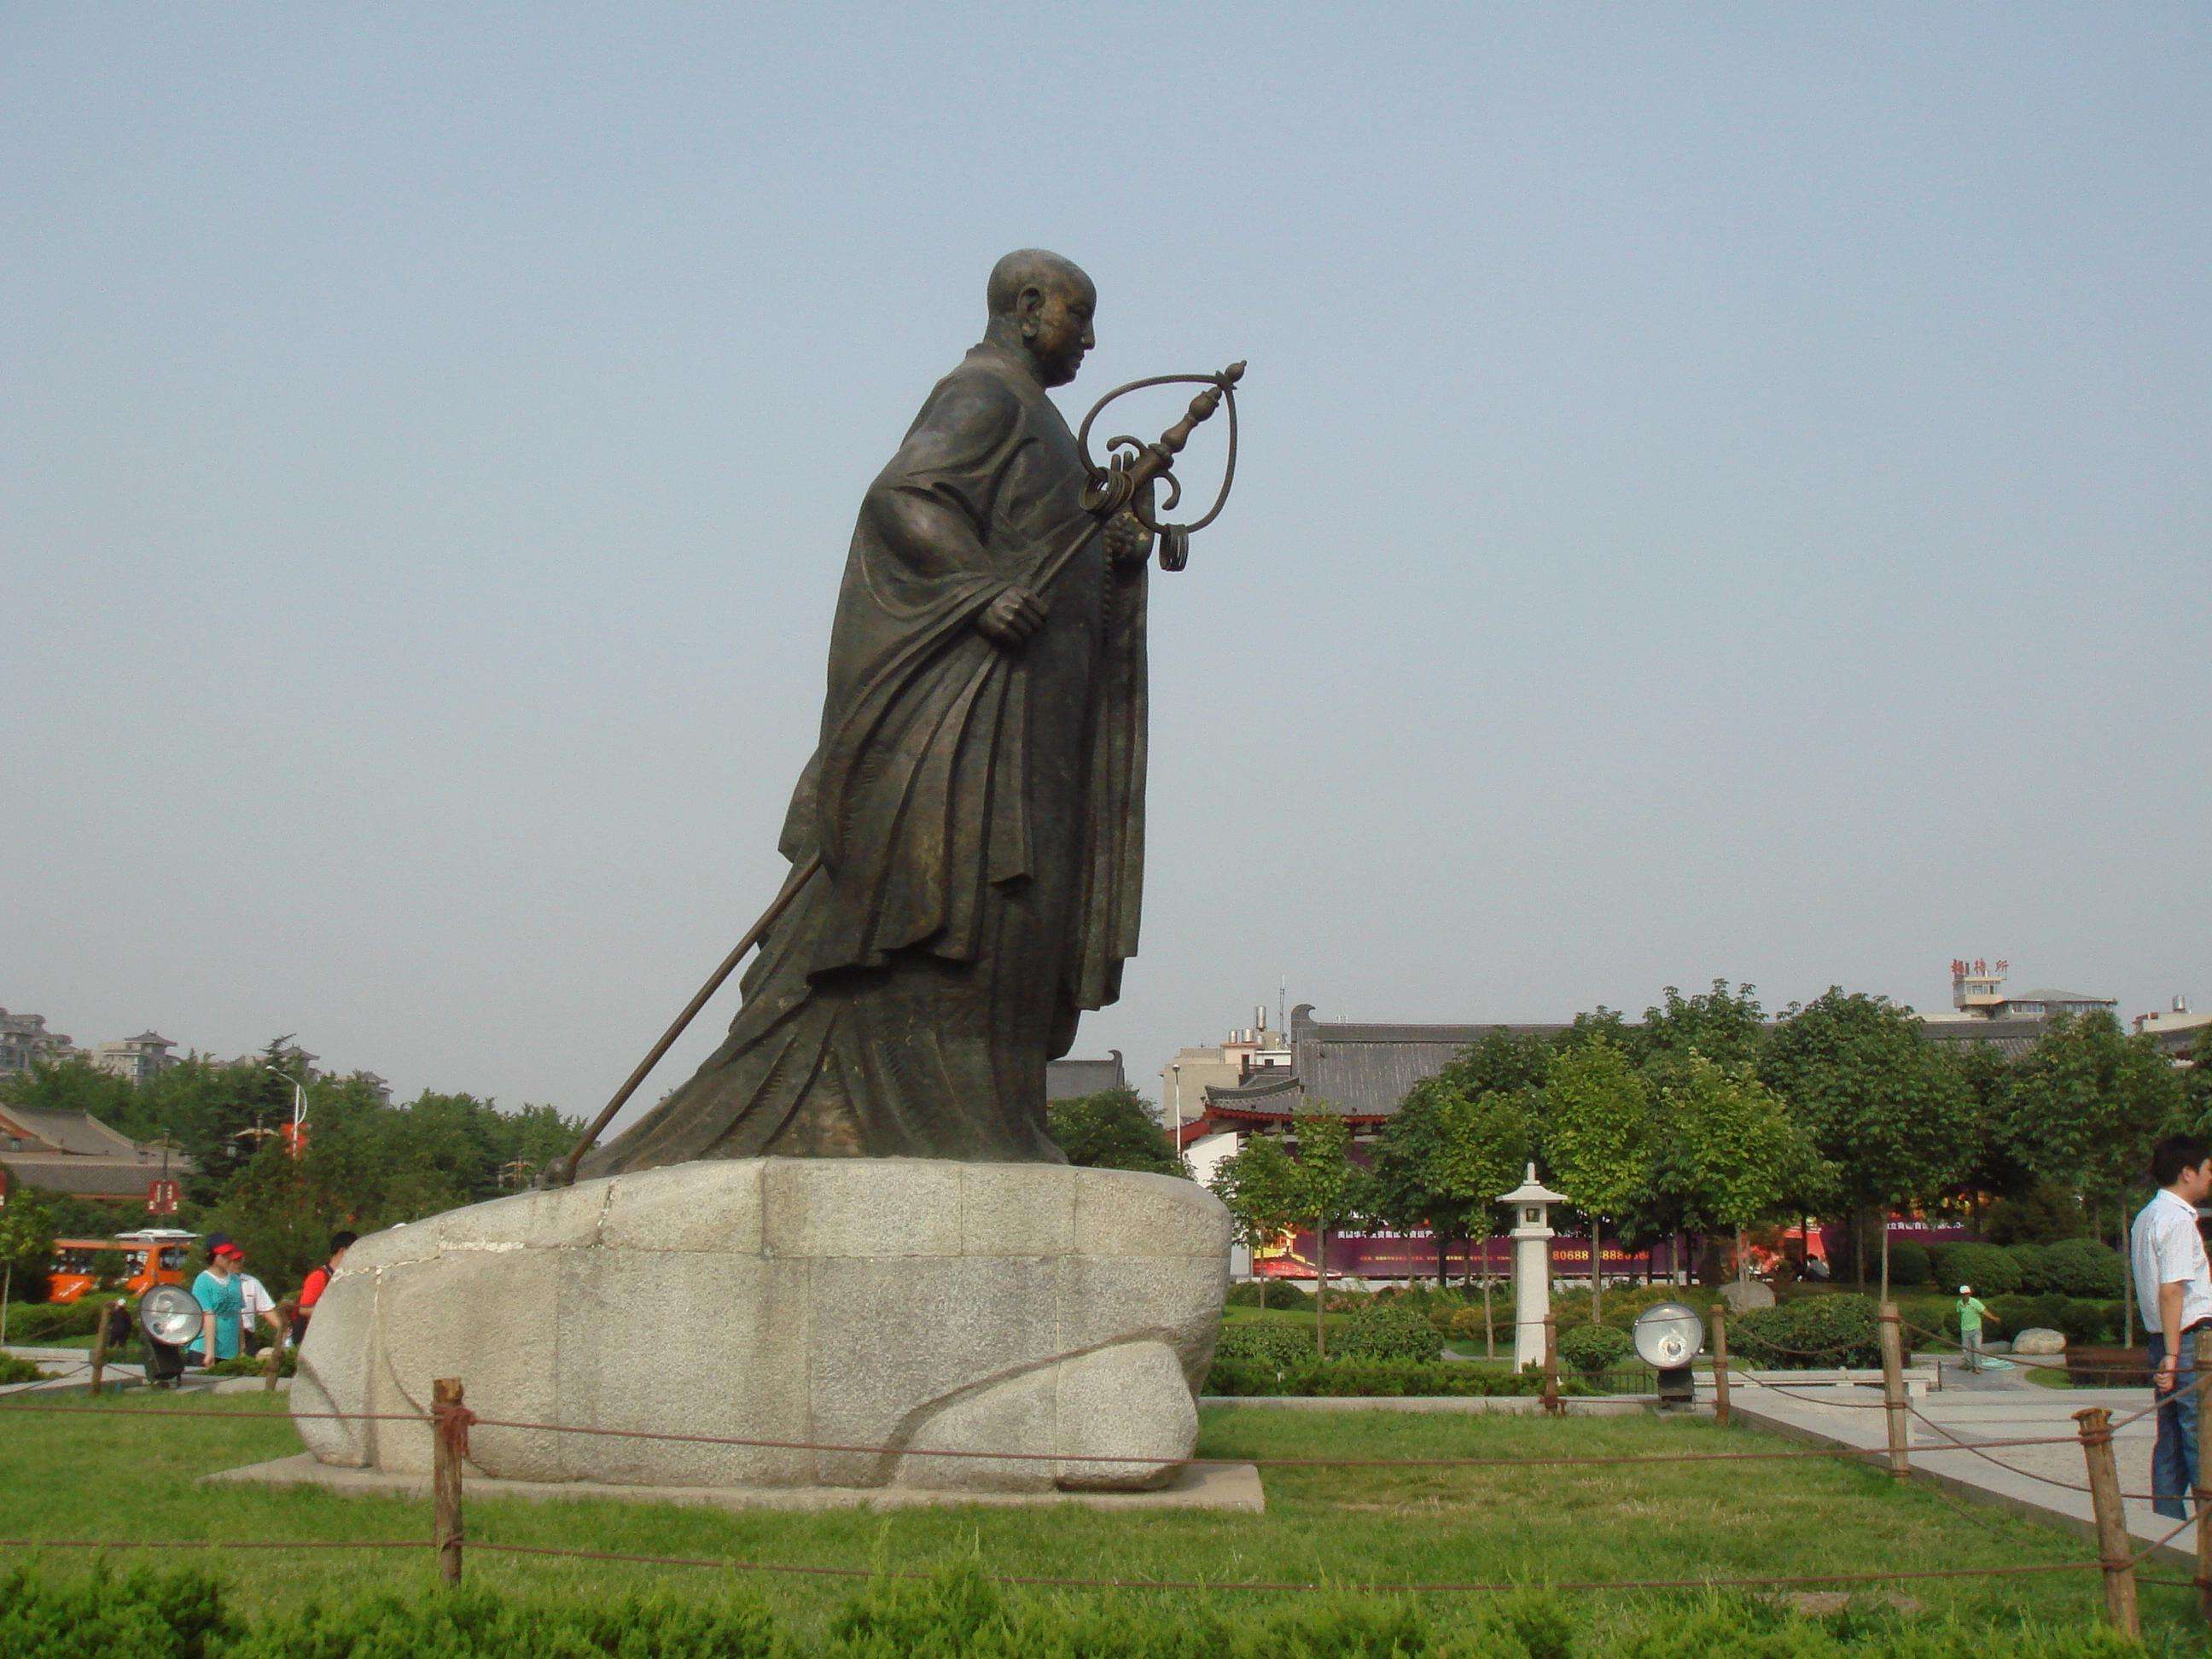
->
xmin=583 ymin=341 xmax=1145 ymax=1171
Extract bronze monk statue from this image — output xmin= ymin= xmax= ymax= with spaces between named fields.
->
xmin=582 ymin=251 xmax=1155 ymax=1172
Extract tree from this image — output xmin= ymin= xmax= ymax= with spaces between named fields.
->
xmin=1650 ymin=1055 xmax=1819 ymax=1291
xmin=1542 ymin=1036 xmax=1653 ymax=1322
xmin=2183 ymin=1028 xmax=2212 ymax=1137
xmin=1365 ymin=1083 xmax=1466 ymax=1289
xmin=1289 ymin=1105 xmax=1362 ymax=1359
xmin=1760 ymin=990 xmax=1974 ymax=1301
xmin=1636 ymin=981 xmax=1767 ymax=1071
xmin=1366 ymin=1080 xmax=1532 ymax=1353
xmin=0 ymin=1191 xmax=59 ymax=1342
xmin=2006 ymin=1011 xmax=2186 ymax=1343
xmin=1438 ymin=1029 xmax=1555 ymax=1099
xmin=1432 ymin=1088 xmax=1534 ymax=1356
xmin=1944 ymin=1040 xmax=2033 ymax=1222
xmin=1208 ymin=1136 xmax=1302 ymax=1313
xmin=1046 ymin=1086 xmax=1185 ymax=1176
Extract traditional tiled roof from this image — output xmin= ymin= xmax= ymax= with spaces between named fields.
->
xmin=1188 ymin=1005 xmax=2055 ymax=1129
xmin=0 ymin=1151 xmax=167 ymax=1197
xmin=1045 ymin=1052 xmax=1126 ymax=1102
xmin=1918 ymin=1016 xmax=2052 ymax=1062
xmin=0 ymin=1104 xmax=139 ymax=1158
xmin=1289 ymin=1008 xmax=1573 ymax=1118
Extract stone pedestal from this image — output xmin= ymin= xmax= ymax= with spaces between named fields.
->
xmin=291 ymin=1158 xmax=1230 ymax=1494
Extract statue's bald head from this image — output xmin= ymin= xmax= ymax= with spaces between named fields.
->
xmin=987 ymin=248 xmax=1091 ymax=317
xmin=984 ymin=248 xmax=1097 ymax=387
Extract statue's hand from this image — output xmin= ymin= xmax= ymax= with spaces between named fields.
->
xmin=976 ymin=585 xmax=1049 ymax=649
xmin=1103 ymin=509 xmax=1152 ymax=570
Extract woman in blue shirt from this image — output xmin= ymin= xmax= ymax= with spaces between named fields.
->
xmin=189 ymin=1237 xmax=247 ymax=1365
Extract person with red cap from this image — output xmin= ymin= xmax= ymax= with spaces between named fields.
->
xmin=189 ymin=1235 xmax=247 ymax=1367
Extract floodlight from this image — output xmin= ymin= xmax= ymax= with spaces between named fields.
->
xmin=137 ymin=1284 xmax=200 ymax=1386
xmin=1633 ymin=1301 xmax=1705 ymax=1406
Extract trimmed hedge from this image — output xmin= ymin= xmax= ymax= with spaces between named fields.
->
xmin=1887 ymin=1241 xmax=1931 ymax=1287
xmin=1732 ymin=1295 xmax=1883 ymax=1368
xmin=0 ymin=1552 xmax=2168 ymax=1656
xmin=1558 ymin=1324 xmax=1633 ymax=1376
xmin=1334 ymin=1299 xmax=1445 ymax=1364
xmin=1211 ymin=1322 xmax=1318 ymax=1372
xmin=1929 ymin=1242 xmax=2021 ymax=1295
xmin=0 ymin=1300 xmax=103 ymax=1343
xmin=2033 ymin=1238 xmax=2124 ymax=1299
xmin=1204 ymin=1356 xmax=1557 ymax=1397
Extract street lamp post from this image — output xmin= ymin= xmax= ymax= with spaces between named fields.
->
xmin=1170 ymin=1063 xmax=1183 ymax=1150
xmin=264 ymin=1064 xmax=306 ymax=1134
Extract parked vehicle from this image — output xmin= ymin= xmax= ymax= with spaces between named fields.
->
xmin=46 ymin=1229 xmax=196 ymax=1303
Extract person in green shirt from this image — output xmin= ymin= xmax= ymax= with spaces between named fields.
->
xmin=189 ymin=1237 xmax=247 ymax=1366
xmin=1957 ymin=1284 xmax=1998 ymax=1373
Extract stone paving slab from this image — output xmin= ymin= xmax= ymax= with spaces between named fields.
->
xmin=207 ymin=1451 xmax=1265 ymax=1514
xmin=1718 ymin=1373 xmax=2197 ymax=1569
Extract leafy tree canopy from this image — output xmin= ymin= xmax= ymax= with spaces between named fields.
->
xmin=1045 ymin=1086 xmax=1185 ymax=1177
xmin=1758 ymin=989 xmax=1973 ymax=1217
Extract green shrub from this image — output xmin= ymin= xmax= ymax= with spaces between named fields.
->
xmin=1557 ymin=1322 xmax=1633 ymax=1376
xmin=1930 ymin=1241 xmax=2021 ymax=1295
xmin=1211 ymin=1321 xmax=1316 ymax=1372
xmin=0 ymin=1353 xmax=49 ymax=1385
xmin=2037 ymin=1238 xmax=2124 ymax=1299
xmin=1732 ymin=1295 xmax=1883 ymax=1368
xmin=1204 ymin=1356 xmax=1556 ymax=1397
xmin=1982 ymin=1295 xmax=2122 ymax=1348
xmin=2008 ymin=1243 xmax=2053 ymax=1293
xmin=0 ymin=1300 xmax=102 ymax=1343
xmin=202 ymin=1349 xmax=297 ymax=1379
xmin=1334 ymin=1297 xmax=1445 ymax=1363
xmin=0 ymin=1555 xmax=2168 ymax=1656
xmin=1887 ymin=1241 xmax=1930 ymax=1287
xmin=0 ymin=1563 xmax=236 ymax=1656
xmin=1986 ymin=1182 xmax=2092 ymax=1246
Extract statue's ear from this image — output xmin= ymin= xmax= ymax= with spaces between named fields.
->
xmin=1016 ymin=286 xmax=1045 ymax=333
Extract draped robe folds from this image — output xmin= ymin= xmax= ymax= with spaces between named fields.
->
xmin=583 ymin=344 xmax=1146 ymax=1173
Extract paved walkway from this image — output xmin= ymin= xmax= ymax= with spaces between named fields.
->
xmin=1721 ymin=1365 xmax=2199 ymax=1569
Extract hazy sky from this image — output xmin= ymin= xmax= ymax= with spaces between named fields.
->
xmin=7 ymin=6 xmax=2207 ymax=1127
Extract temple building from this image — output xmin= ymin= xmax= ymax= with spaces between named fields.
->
xmin=0 ymin=1102 xmax=195 ymax=1206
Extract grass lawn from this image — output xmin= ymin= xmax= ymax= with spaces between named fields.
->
xmin=1 ymin=1389 xmax=2204 ymax=1645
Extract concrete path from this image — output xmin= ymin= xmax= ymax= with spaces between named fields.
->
xmin=1720 ymin=1366 xmax=2199 ymax=1569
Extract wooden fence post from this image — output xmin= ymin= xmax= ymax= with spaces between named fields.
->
xmin=433 ymin=1377 xmax=467 ymax=1587
xmin=1541 ymin=1315 xmax=1560 ymax=1417
xmin=89 ymin=1298 xmax=117 ymax=1396
xmin=1877 ymin=1300 xmax=1909 ymax=1480
xmin=2075 ymin=1405 xmax=2139 ymax=1639
xmin=1710 ymin=1304 xmax=1731 ymax=1427
xmin=2195 ymin=1329 xmax=2212 ymax=1627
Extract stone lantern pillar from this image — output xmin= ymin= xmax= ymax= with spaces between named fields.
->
xmin=1501 ymin=1162 xmax=1569 ymax=1371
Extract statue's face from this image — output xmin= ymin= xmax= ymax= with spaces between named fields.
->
xmin=1022 ymin=274 xmax=1097 ymax=387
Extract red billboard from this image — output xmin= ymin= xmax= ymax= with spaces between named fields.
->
xmin=1258 ymin=1227 xmax=1680 ymax=1281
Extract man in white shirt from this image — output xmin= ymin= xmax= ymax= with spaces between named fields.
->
xmin=2128 ymin=1133 xmax=2212 ymax=1519
xmin=236 ymin=1272 xmax=285 ymax=1353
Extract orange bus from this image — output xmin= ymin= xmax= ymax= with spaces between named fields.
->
xmin=46 ymin=1230 xmax=197 ymax=1303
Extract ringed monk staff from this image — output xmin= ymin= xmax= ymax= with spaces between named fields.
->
xmin=583 ymin=250 xmax=1153 ymax=1174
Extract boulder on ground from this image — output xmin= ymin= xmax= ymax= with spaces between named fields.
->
xmin=1718 ymin=1281 xmax=1776 ymax=1313
xmin=2011 ymin=1327 xmax=2066 ymax=1356
xmin=292 ymin=1157 xmax=1230 ymax=1494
